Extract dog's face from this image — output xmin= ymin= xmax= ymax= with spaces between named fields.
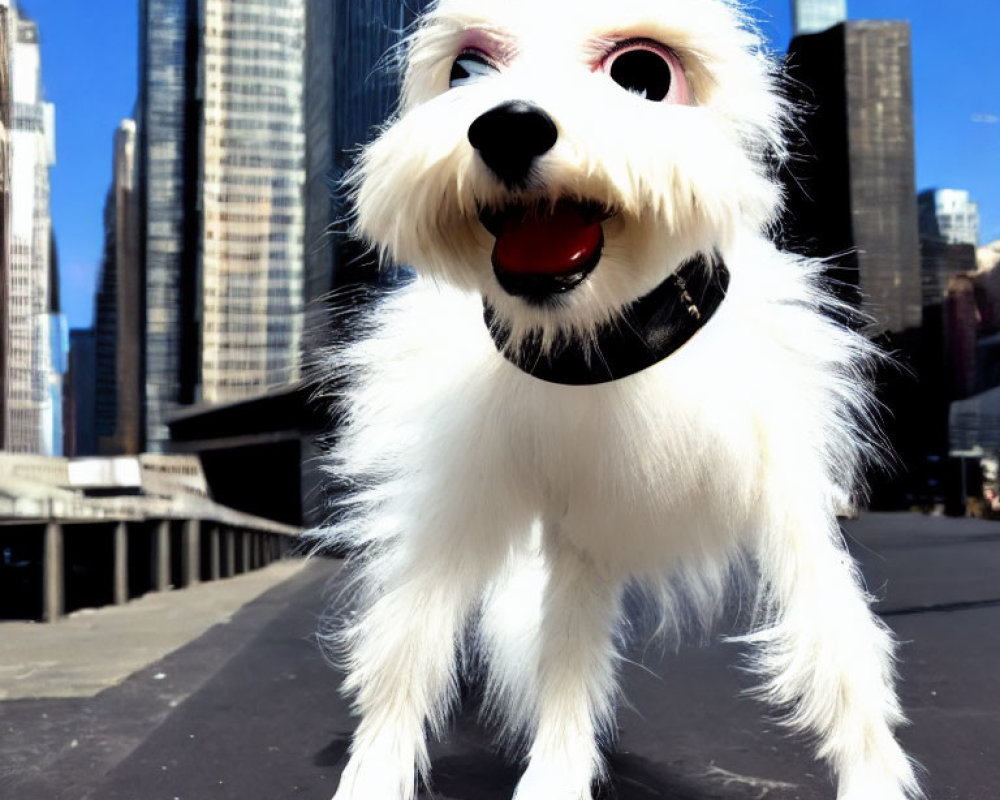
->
xmin=353 ymin=0 xmax=785 ymax=337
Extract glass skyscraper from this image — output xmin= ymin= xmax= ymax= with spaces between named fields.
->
xmin=304 ymin=0 xmax=429 ymax=317
xmin=138 ymin=0 xmax=200 ymax=451
xmin=95 ymin=120 xmax=141 ymax=454
xmin=200 ymin=0 xmax=306 ymax=404
xmin=792 ymin=0 xmax=847 ymax=35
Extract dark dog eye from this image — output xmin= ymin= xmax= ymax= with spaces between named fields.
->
xmin=450 ymin=51 xmax=498 ymax=88
xmin=600 ymin=40 xmax=688 ymax=104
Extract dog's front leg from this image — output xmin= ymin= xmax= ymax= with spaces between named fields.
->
xmin=513 ymin=525 xmax=624 ymax=800
xmin=332 ymin=542 xmax=494 ymax=800
xmin=749 ymin=502 xmax=920 ymax=800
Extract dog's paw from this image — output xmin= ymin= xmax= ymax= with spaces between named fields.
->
xmin=837 ymin=765 xmax=918 ymax=800
xmin=332 ymin=754 xmax=414 ymax=800
xmin=838 ymin=786 xmax=910 ymax=800
xmin=512 ymin=763 xmax=592 ymax=800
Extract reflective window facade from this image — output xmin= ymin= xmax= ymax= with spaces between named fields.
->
xmin=201 ymin=0 xmax=305 ymax=404
xmin=139 ymin=0 xmax=200 ymax=450
xmin=95 ymin=120 xmax=141 ymax=454
xmin=304 ymin=0 xmax=428 ymax=322
xmin=140 ymin=0 xmax=305 ymax=442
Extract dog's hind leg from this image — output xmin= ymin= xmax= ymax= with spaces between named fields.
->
xmin=746 ymin=502 xmax=921 ymax=800
xmin=511 ymin=522 xmax=624 ymax=800
xmin=332 ymin=523 xmax=510 ymax=800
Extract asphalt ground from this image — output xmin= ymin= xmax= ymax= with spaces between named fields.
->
xmin=1 ymin=512 xmax=998 ymax=800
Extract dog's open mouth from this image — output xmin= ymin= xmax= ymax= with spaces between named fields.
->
xmin=480 ymin=200 xmax=607 ymax=301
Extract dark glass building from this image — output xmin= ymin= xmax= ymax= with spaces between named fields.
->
xmin=137 ymin=0 xmax=202 ymax=451
xmin=303 ymin=0 xmax=429 ymax=324
xmin=67 ymin=328 xmax=97 ymax=456
xmin=783 ymin=21 xmax=922 ymax=338
xmin=94 ymin=121 xmax=141 ymax=455
xmin=782 ymin=21 xmax=925 ymax=507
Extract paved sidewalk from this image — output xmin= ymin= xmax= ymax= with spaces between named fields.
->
xmin=0 ymin=514 xmax=997 ymax=800
xmin=0 ymin=559 xmax=307 ymax=700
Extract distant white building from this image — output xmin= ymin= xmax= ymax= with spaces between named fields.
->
xmin=6 ymin=10 xmax=58 ymax=454
xmin=978 ymin=240 xmax=1000 ymax=273
xmin=792 ymin=0 xmax=848 ymax=35
xmin=919 ymin=188 xmax=981 ymax=247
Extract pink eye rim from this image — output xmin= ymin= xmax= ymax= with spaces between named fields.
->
xmin=597 ymin=37 xmax=690 ymax=105
xmin=457 ymin=29 xmax=508 ymax=67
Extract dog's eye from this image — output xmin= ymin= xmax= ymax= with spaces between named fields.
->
xmin=600 ymin=40 xmax=685 ymax=103
xmin=449 ymin=51 xmax=498 ymax=88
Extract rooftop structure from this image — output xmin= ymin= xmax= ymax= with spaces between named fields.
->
xmin=0 ymin=452 xmax=298 ymax=623
xmin=792 ymin=0 xmax=847 ymax=35
xmin=919 ymin=188 xmax=981 ymax=247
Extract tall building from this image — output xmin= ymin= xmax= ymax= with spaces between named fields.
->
xmin=139 ymin=0 xmax=307 ymax=448
xmin=918 ymin=189 xmax=981 ymax=247
xmin=303 ymin=0 xmax=428 ymax=328
xmin=95 ymin=120 xmax=142 ymax=454
xmin=792 ymin=0 xmax=847 ymax=35
xmin=783 ymin=21 xmax=922 ymax=336
xmin=66 ymin=327 xmax=97 ymax=456
xmin=782 ymin=21 xmax=923 ymax=507
xmin=200 ymin=0 xmax=305 ymax=404
xmin=0 ymin=0 xmax=12 ymax=450
xmin=45 ymin=233 xmax=66 ymax=456
xmin=6 ymin=10 xmax=57 ymax=453
xmin=137 ymin=0 xmax=201 ymax=451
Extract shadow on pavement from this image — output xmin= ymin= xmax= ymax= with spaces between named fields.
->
xmin=421 ymin=745 xmax=741 ymax=800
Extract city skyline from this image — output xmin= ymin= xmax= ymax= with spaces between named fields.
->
xmin=17 ymin=0 xmax=1000 ymax=330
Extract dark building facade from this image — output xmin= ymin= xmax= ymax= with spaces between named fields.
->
xmin=783 ymin=21 xmax=922 ymax=337
xmin=303 ymin=0 xmax=428 ymax=326
xmin=782 ymin=22 xmax=926 ymax=507
xmin=921 ymin=239 xmax=977 ymax=310
xmin=93 ymin=121 xmax=142 ymax=455
xmin=137 ymin=0 xmax=202 ymax=452
xmin=66 ymin=328 xmax=97 ymax=456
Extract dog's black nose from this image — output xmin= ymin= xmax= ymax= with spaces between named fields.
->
xmin=468 ymin=101 xmax=558 ymax=188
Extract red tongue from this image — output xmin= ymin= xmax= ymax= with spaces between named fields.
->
xmin=493 ymin=204 xmax=602 ymax=276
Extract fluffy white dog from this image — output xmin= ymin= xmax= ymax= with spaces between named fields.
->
xmin=320 ymin=1 xmax=920 ymax=798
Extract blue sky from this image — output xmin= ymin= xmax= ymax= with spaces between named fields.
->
xmin=23 ymin=0 xmax=1000 ymax=329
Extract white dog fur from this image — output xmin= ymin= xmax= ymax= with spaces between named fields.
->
xmin=317 ymin=1 xmax=921 ymax=798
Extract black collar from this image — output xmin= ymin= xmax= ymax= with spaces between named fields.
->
xmin=483 ymin=253 xmax=729 ymax=386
